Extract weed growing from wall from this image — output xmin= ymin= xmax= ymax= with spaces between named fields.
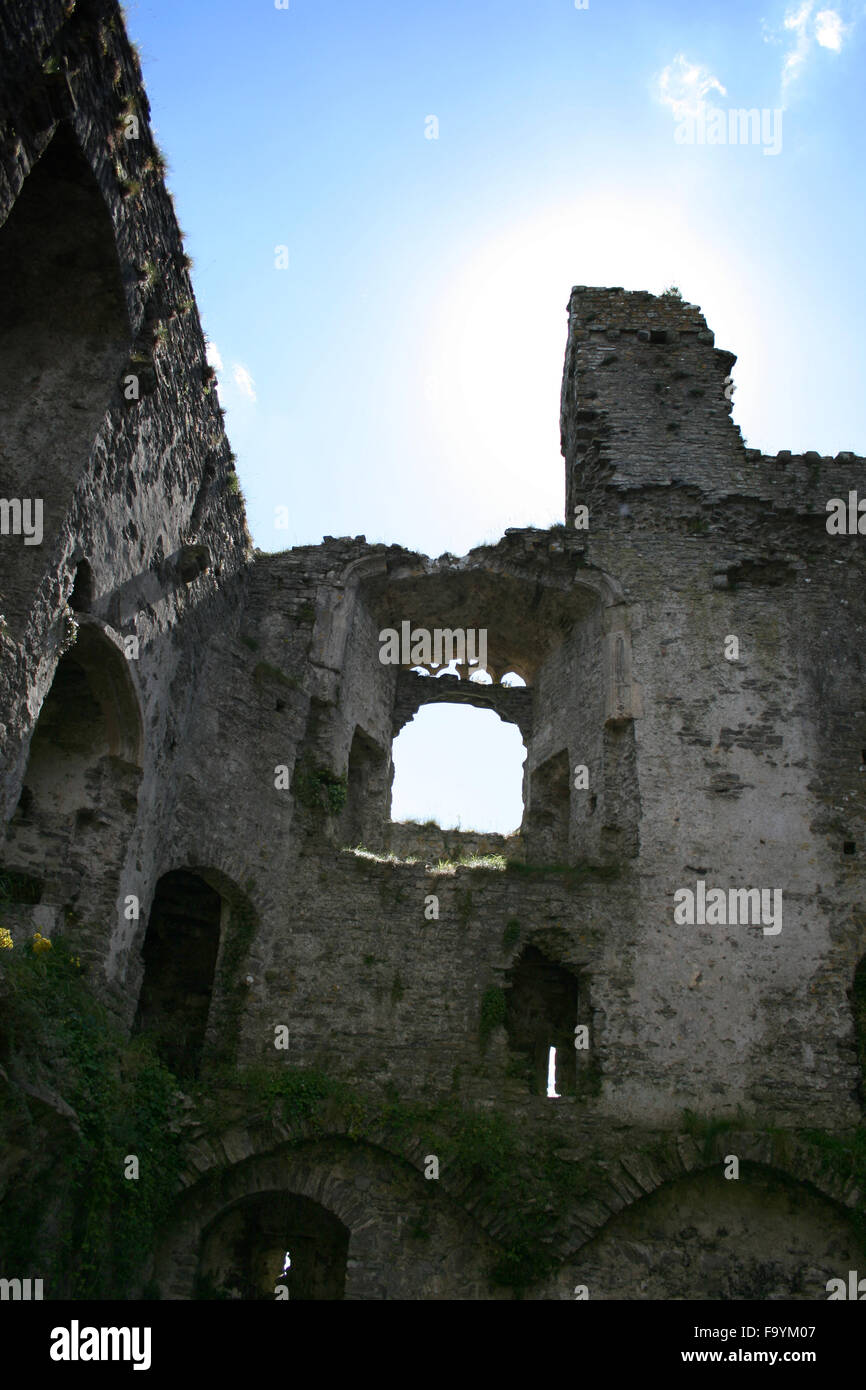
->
xmin=294 ymin=762 xmax=348 ymax=815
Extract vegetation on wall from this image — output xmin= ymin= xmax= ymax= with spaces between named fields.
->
xmin=3 ymin=883 xmax=865 ymax=1300
xmin=479 ymin=986 xmax=506 ymax=1050
xmin=4 ymin=929 xmax=866 ymax=1299
xmin=293 ymin=761 xmax=348 ymax=815
xmin=0 ymin=936 xmax=184 ymax=1298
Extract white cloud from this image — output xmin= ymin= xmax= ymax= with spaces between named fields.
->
xmin=205 ymin=341 xmax=223 ymax=372
xmin=780 ymin=3 xmax=847 ymax=97
xmin=232 ymin=363 xmax=256 ymax=402
xmin=657 ymin=53 xmax=726 ymax=122
xmin=781 ymin=1 xmax=813 ymax=91
xmin=815 ymin=8 xmax=845 ymax=49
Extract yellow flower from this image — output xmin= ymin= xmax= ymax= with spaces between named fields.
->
xmin=0 ymin=927 xmax=13 ymax=950
xmin=31 ymin=931 xmax=52 ymax=955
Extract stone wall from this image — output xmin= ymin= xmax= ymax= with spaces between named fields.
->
xmin=0 ymin=0 xmax=249 ymax=1009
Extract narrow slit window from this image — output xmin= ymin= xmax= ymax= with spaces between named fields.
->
xmin=547 ymin=1045 xmax=559 ymax=1098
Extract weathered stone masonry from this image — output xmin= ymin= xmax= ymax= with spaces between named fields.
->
xmin=1 ymin=0 xmax=866 ymax=1300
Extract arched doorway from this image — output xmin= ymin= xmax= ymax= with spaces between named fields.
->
xmin=197 ymin=1191 xmax=349 ymax=1300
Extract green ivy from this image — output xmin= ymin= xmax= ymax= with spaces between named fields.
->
xmin=479 ymin=987 xmax=506 ymax=1051
xmin=0 ymin=939 xmax=184 ymax=1297
xmin=502 ymin=919 xmax=521 ymax=951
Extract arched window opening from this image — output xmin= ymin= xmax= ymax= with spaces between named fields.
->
xmin=133 ymin=870 xmax=223 ymax=1079
xmin=500 ymin=672 xmax=526 ymax=687
xmin=2 ymin=625 xmax=142 ymax=957
xmin=198 ymin=1192 xmax=349 ymax=1300
xmin=0 ymin=124 xmax=130 ymax=630
xmin=390 ymin=704 xmax=524 ymax=835
xmin=505 ymin=945 xmax=586 ymax=1097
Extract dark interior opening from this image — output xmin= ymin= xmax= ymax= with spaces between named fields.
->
xmin=0 ymin=124 xmax=130 ymax=630
xmin=505 ymin=945 xmax=581 ymax=1096
xmin=133 ymin=869 xmax=223 ymax=1078
xmin=198 ymin=1191 xmax=349 ymax=1300
xmin=69 ymin=560 xmax=94 ymax=613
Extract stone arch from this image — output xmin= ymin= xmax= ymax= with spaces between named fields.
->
xmin=197 ymin=1190 xmax=350 ymax=1300
xmin=392 ymin=669 xmax=533 ymax=742
xmin=320 ymin=548 xmax=632 ymax=690
xmin=133 ymin=866 xmax=257 ymax=1077
xmin=357 ymin=561 xmax=614 ymax=686
xmin=64 ymin=619 xmax=143 ymax=763
xmin=153 ymin=1135 xmax=511 ymax=1301
xmin=1 ymin=620 xmax=143 ymax=959
xmin=569 ymin=1161 xmax=866 ymax=1300
xmin=0 ymin=122 xmax=132 ymax=632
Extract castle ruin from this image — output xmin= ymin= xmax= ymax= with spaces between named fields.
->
xmin=1 ymin=0 xmax=865 ymax=1301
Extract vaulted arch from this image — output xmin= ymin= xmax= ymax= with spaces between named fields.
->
xmin=571 ymin=1164 xmax=866 ymax=1300
xmin=197 ymin=1191 xmax=349 ymax=1300
xmin=2 ymin=621 xmax=143 ymax=960
xmin=0 ymin=123 xmax=131 ymax=630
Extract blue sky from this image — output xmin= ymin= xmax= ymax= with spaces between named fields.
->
xmin=125 ymin=0 xmax=865 ymax=833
